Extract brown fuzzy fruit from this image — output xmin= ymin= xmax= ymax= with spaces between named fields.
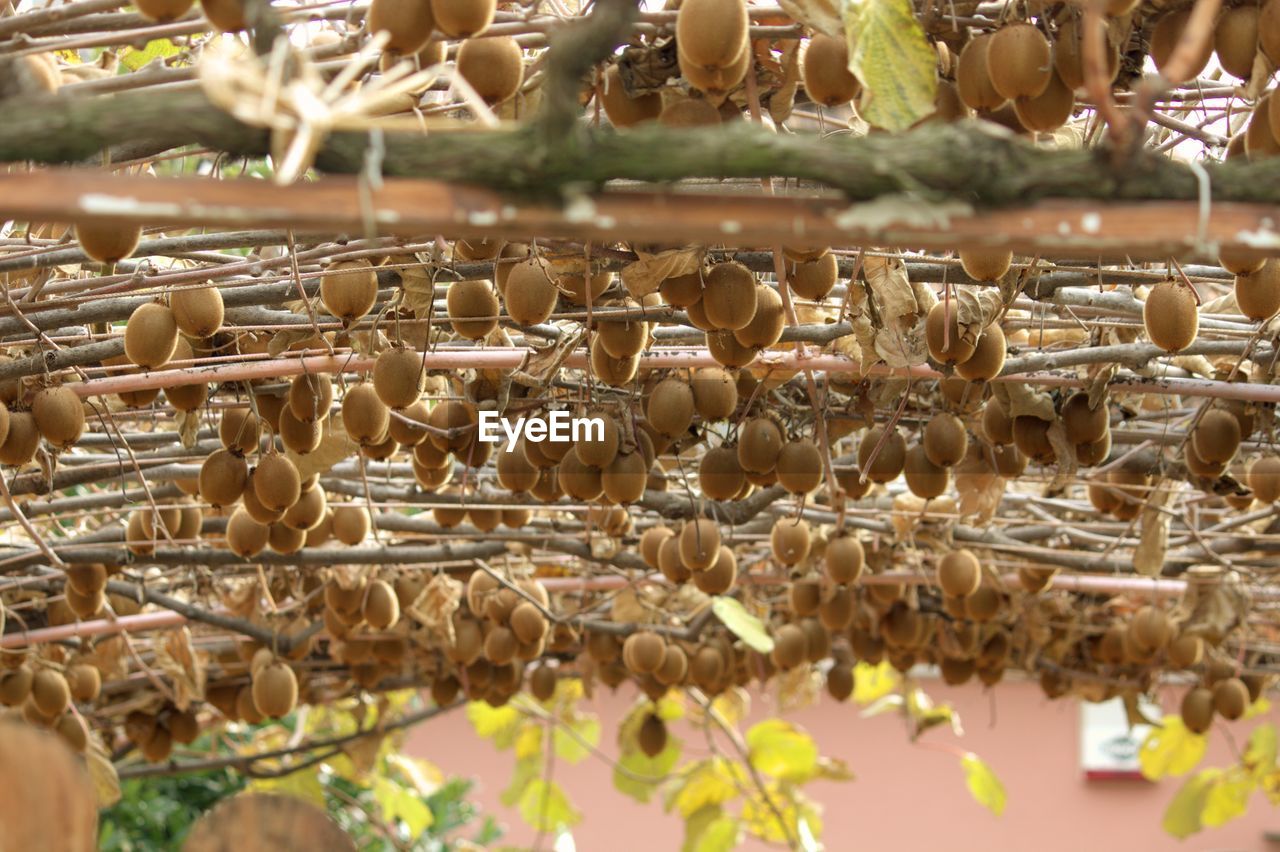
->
xmin=959 ymin=248 xmax=1013 ymax=282
xmin=698 ymin=446 xmax=745 ymax=501
xmin=343 ymin=383 xmax=391 ymax=446
xmin=1248 ymin=455 xmax=1280 ymax=503
xmin=904 ymin=444 xmax=949 ymax=499
xmin=623 ymin=631 xmax=666 ymax=675
xmin=1143 ymin=280 xmax=1198 ymax=352
xmin=775 ymin=439 xmax=823 ymax=494
xmin=825 ymin=533 xmax=864 ymax=584
xmin=252 ymin=661 xmax=299 ymax=718
xmin=1234 ymin=260 xmax=1280 ymax=320
xmin=1150 ymin=10 xmax=1215 ymax=84
xmin=802 ymin=34 xmax=860 ymax=106
xmin=1131 ymin=605 xmax=1171 ymax=651
xmin=1014 ymin=68 xmax=1074 ymax=132
xmin=956 ymin=34 xmax=1006 ymax=111
xmin=638 ymin=713 xmax=668 ymax=757
xmin=1194 ymin=409 xmax=1242 ymax=465
xmin=31 ymin=669 xmax=70 ymax=717
xmin=456 ymin=36 xmax=523 ymax=104
xmin=125 ymin=302 xmax=179 ymax=369
xmin=504 ymin=257 xmax=560 ymax=326
xmin=733 ymin=284 xmax=785 ymax=349
xmin=200 ymin=0 xmax=246 ymax=31
xmin=370 ymin=0 xmax=436 ymax=54
xmin=200 ymin=449 xmax=248 ymax=507
xmin=676 ymin=0 xmax=748 ymax=70
xmin=738 ymin=417 xmax=783 ymax=473
xmin=254 ymin=453 xmax=302 ymax=512
xmin=857 ymin=426 xmax=907 ymax=483
xmin=431 ymin=0 xmax=493 ymax=37
xmin=332 ymin=506 xmax=371 ymax=544
xmin=219 ymin=408 xmax=261 ymax=455
xmin=76 ymin=219 xmax=141 ymax=264
xmin=31 ymin=385 xmax=84 ymax=450
xmin=690 ymin=367 xmax=738 ymax=420
xmin=1061 ymin=392 xmax=1109 ymax=445
xmin=788 ymin=252 xmax=838 ymax=300
xmin=925 ymin=301 xmax=977 ymax=365
xmin=447 ymin=280 xmax=500 ymax=340
xmin=170 ymin=285 xmax=224 ymax=338
xmin=363 ymin=579 xmax=400 ymax=629
xmin=701 ymin=262 xmax=757 ymax=331
xmin=770 ymin=517 xmax=811 ymax=566
xmin=1054 ymin=15 xmax=1120 ymax=91
xmin=923 ymin=412 xmax=967 ymax=467
xmin=320 ymin=260 xmax=378 ymax=322
xmin=1213 ymin=677 xmax=1250 ymax=720
xmin=770 ymin=624 xmax=808 ymax=670
xmin=693 ymin=546 xmax=737 ymax=595
xmin=280 ymin=407 xmax=323 ymax=455
xmin=135 ymin=0 xmax=195 ymax=20
xmin=1181 ymin=686 xmax=1215 ymax=733
xmin=679 ymin=518 xmax=721 ymax=571
xmin=289 ymin=373 xmax=334 ymax=423
xmin=0 ymin=411 xmax=37 ymax=466
xmin=226 ymin=508 xmax=269 ymax=558
xmin=1215 ymin=5 xmax=1260 ymax=79
xmin=599 ymin=65 xmax=663 ymax=127
xmin=647 ymin=377 xmax=695 ymax=438
xmin=373 ymin=347 xmax=425 ymax=409
xmin=987 ymin=23 xmax=1052 ymax=101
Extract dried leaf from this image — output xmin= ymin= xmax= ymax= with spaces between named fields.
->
xmin=176 ymin=408 xmax=200 ymax=449
xmin=1045 ymin=420 xmax=1077 ymax=494
xmin=287 ymin=413 xmax=359 ymax=480
xmin=953 ymin=286 xmax=1003 ymax=330
xmin=873 ymin=320 xmax=928 ymax=368
xmin=995 ymin=382 xmax=1056 ymax=422
xmin=777 ymin=0 xmax=841 ymax=36
xmin=86 ymin=739 xmax=121 ymax=808
xmin=611 ymin=587 xmax=648 ymax=623
xmin=863 ymin=255 xmax=918 ymax=327
xmin=408 ymin=573 xmax=463 ymax=643
xmin=1134 ymin=482 xmax=1176 ymax=577
xmin=154 ymin=627 xmax=207 ymax=710
xmin=767 ymin=40 xmax=802 ymax=124
xmin=620 ymin=246 xmax=704 ymax=298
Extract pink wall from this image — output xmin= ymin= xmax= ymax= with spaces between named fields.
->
xmin=408 ymin=677 xmax=1280 ymax=851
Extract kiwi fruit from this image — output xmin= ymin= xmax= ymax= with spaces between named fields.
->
xmin=1143 ymin=280 xmax=1198 ymax=352
xmin=1053 ymin=14 xmax=1120 ymax=91
xmin=597 ymin=303 xmax=648 ymax=359
xmin=1234 ymin=260 xmax=1280 ymax=320
xmin=775 ymin=439 xmax=823 ymax=494
xmin=251 ymin=660 xmax=298 ymax=719
xmin=641 ymin=526 xmax=675 ymax=569
xmin=1220 ymin=246 xmax=1267 ymax=276
xmin=170 ymin=285 xmax=224 ymax=338
xmin=1011 ymin=414 xmax=1054 ymax=463
xmin=370 ymin=0 xmax=436 ymax=54
xmin=65 ymin=664 xmax=100 ymax=703
xmin=558 ymin=451 xmax=605 ymax=500
xmin=430 ymin=0 xmax=493 ymax=37
xmin=857 ymin=425 xmax=907 ymax=483
xmin=623 ymin=631 xmax=666 ymax=675
xmin=30 ymin=669 xmax=69 ymax=718
xmin=660 ymin=270 xmax=704 ymax=307
xmin=679 ymin=517 xmax=721 ymax=571
xmin=700 ymin=262 xmax=758 ymax=331
xmin=498 ymin=442 xmax=540 ymax=493
xmin=388 ymin=399 xmax=431 ymax=447
xmin=738 ymin=417 xmax=783 ymax=473
xmin=638 ymin=713 xmax=668 ymax=758
xmin=428 ymin=399 xmax=476 ymax=452
xmin=456 ymin=36 xmax=523 ymax=104
xmin=959 ymin=248 xmax=1013 ymax=282
xmin=694 ymin=545 xmax=737 ymax=595
xmin=1213 ymin=676 xmax=1250 ymax=720
xmin=1181 ymin=686 xmax=1215 ymax=733
xmin=825 ymin=533 xmax=864 ymax=584
xmin=76 ymin=219 xmax=141 ymax=264
xmin=802 ymin=34 xmax=860 ymax=106
xmin=1193 ymin=409 xmax=1242 ymax=465
xmin=925 ymin=302 xmax=977 ymax=365
xmin=986 ymin=23 xmax=1052 ymax=101
xmin=904 ymin=443 xmax=950 ymax=499
xmin=332 ymin=506 xmax=371 ymax=544
xmin=1014 ymin=68 xmax=1074 ymax=132
xmin=134 ymin=0 xmax=195 ymax=19
xmin=504 ymin=257 xmax=560 ymax=326
xmin=164 ymin=339 xmax=208 ymax=412
xmin=923 ymin=412 xmax=967 ymax=467
xmin=1060 ymin=392 xmax=1108 ymax=445
xmin=254 ymin=453 xmax=302 ymax=512
xmin=0 ymin=411 xmax=38 ymax=466
xmin=1131 ymin=605 xmax=1171 ymax=651
xmin=788 ymin=252 xmax=838 ymax=300
xmin=363 ymin=579 xmax=400 ymax=629
xmin=289 ymin=373 xmax=334 ymax=423
xmin=574 ymin=412 xmax=619 ymax=468
xmin=200 ymin=0 xmax=246 ymax=31
xmin=658 ymin=534 xmax=692 ymax=583
xmin=681 ymin=39 xmax=751 ymax=96
xmin=200 ymin=449 xmax=248 ymax=507
xmin=956 ymin=34 xmax=1006 ymax=111
xmin=646 ymin=377 xmax=695 ymax=438
xmin=676 ymin=0 xmax=748 ymax=70
xmin=447 ymin=279 xmax=500 ymax=340
xmin=280 ymin=406 xmax=323 ymax=455
xmin=1075 ymin=431 xmax=1111 ymax=468
xmin=31 ymin=385 xmax=84 ymax=450
xmin=690 ymin=367 xmax=738 ymax=420
xmin=770 ymin=517 xmax=811 ymax=566
xmin=733 ymin=284 xmax=785 ymax=349
xmin=124 ymin=302 xmax=179 ymax=369
xmin=321 ymin=260 xmax=378 ymax=322
xmin=600 ymin=65 xmax=663 ymax=127
xmin=1248 ymin=456 xmax=1280 ymax=503
xmin=698 ymin=446 xmax=746 ymax=501
xmin=1215 ymin=5 xmax=1260 ymax=79
xmin=371 ymin=347 xmax=425 ymax=409
xmin=770 ymin=623 xmax=808 ymax=670
xmin=1247 ymin=93 xmax=1280 ymax=158
xmin=226 ymin=508 xmax=269 ymax=557
xmin=268 ymin=522 xmax=306 ymax=554
xmin=1150 ymin=10 xmax=1215 ymax=84
xmin=343 ymin=383 xmax=391 ymax=446
xmin=219 ymin=408 xmax=261 ymax=455
xmin=707 ymin=329 xmax=758 ymax=368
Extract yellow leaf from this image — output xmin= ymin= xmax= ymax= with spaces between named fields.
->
xmin=386 ymin=753 xmax=442 ymax=796
xmin=553 ymin=714 xmax=600 ymax=764
xmin=614 ymin=732 xmax=682 ymax=803
xmin=1245 ymin=696 xmax=1272 ymax=720
xmin=467 ymin=701 xmax=524 ymax=749
xmin=683 ymin=805 xmax=743 ymax=852
xmin=86 ymin=740 xmax=121 ymax=808
xmin=1139 ymin=716 xmax=1207 ymax=781
xmin=518 ymin=778 xmax=581 ymax=833
xmin=741 ymin=783 xmax=823 ymax=844
xmin=248 ymin=766 xmax=326 ymax=807
xmin=373 ymin=776 xmax=435 ymax=836
xmin=515 ymin=724 xmax=543 ymax=761
xmin=960 ymin=753 xmax=1006 ymax=817
xmin=1164 ymin=769 xmax=1218 ymax=839
xmin=1201 ymin=769 xmax=1254 ymax=828
xmin=120 ymin=38 xmax=181 ymax=71
xmin=843 ymin=0 xmax=937 ymax=131
xmin=746 ymin=719 xmax=819 ymax=782
xmin=853 ymin=660 xmax=899 ymax=705
xmin=1244 ymin=724 xmax=1277 ymax=779
xmin=712 ymin=597 xmax=774 ymax=653
xmin=666 ymin=758 xmax=744 ymax=818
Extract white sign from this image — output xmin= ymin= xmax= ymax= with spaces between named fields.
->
xmin=1079 ymin=696 xmax=1159 ymax=779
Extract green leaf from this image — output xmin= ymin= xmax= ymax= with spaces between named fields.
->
xmin=501 ymin=755 xmax=542 ymax=808
xmin=960 ymin=753 xmax=1006 ymax=817
xmin=853 ymin=660 xmax=899 ymax=705
xmin=467 ymin=701 xmax=524 ymax=750
xmin=372 ymin=776 xmax=435 ymax=836
xmin=682 ymin=805 xmax=742 ymax=852
xmin=711 ymin=597 xmax=774 ymax=653
xmin=1201 ymin=769 xmax=1254 ymax=828
xmin=247 ymin=765 xmax=325 ymax=807
xmin=517 ymin=778 xmax=582 ymax=833
xmin=614 ymin=734 xmax=683 ymax=803
xmin=1244 ymin=723 xmax=1277 ymax=779
xmin=842 ymin=0 xmax=937 ymax=131
xmin=1163 ymin=769 xmax=1219 ymax=839
xmin=553 ymin=714 xmax=600 ymax=764
xmin=1139 ymin=716 xmax=1207 ymax=781
xmin=741 ymin=782 xmax=823 ymax=845
xmin=746 ymin=719 xmax=819 ymax=783
xmin=120 ymin=38 xmax=180 ymax=71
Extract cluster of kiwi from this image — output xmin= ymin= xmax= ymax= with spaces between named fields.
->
xmin=0 ymin=654 xmax=101 ymax=754
xmin=122 ymin=701 xmax=201 ymax=762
